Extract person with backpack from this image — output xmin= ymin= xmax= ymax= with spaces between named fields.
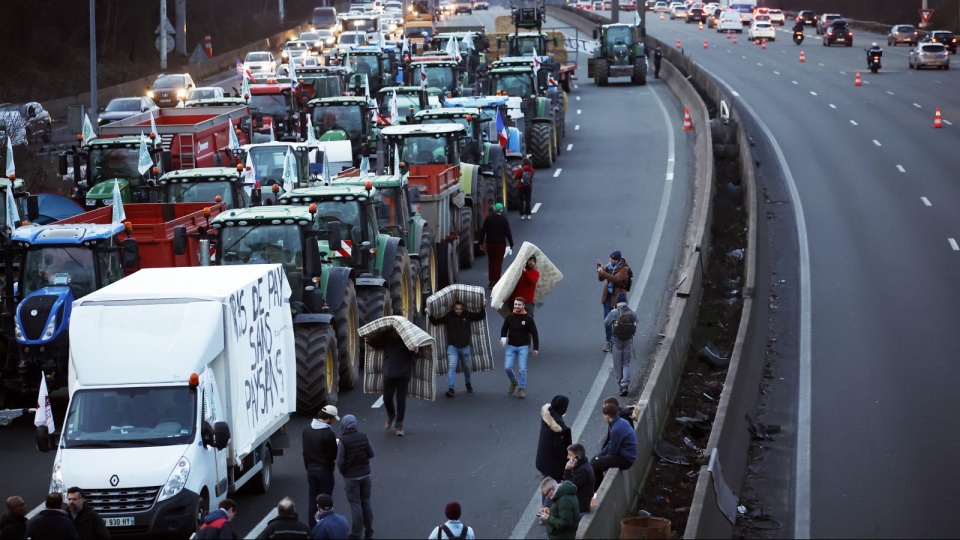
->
xmin=597 ymin=250 xmax=631 ymax=353
xmin=426 ymin=501 xmax=475 ymax=539
xmin=514 ymin=157 xmax=535 ymax=219
xmin=603 ymin=292 xmax=638 ymax=396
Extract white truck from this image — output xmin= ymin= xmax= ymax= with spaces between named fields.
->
xmin=37 ymin=265 xmax=296 ymax=538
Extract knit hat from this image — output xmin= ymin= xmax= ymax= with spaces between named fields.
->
xmin=445 ymin=501 xmax=462 ymax=520
xmin=494 ymin=203 xmax=504 ymax=211
xmin=316 ymin=494 xmax=334 ymax=511
xmin=610 ymin=250 xmax=622 ymax=260
xmin=616 ymin=293 xmax=627 ymax=304
xmin=551 ymin=395 xmax=570 ymax=415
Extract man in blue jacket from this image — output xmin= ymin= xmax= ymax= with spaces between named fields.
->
xmin=591 ymin=402 xmax=637 ymax=491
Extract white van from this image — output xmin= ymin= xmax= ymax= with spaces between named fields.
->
xmin=717 ymin=9 xmax=742 ymax=32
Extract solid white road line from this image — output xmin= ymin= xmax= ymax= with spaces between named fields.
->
xmin=510 ymin=84 xmax=678 ymax=540
xmin=531 ymin=202 xmax=541 ymax=214
xmin=950 ymin=238 xmax=959 ymax=251
xmin=27 ymin=504 xmax=43 ymax=519
xmin=553 ymin=168 xmax=561 ymax=177
xmin=247 ymin=509 xmax=279 ymax=538
xmin=372 ymin=396 xmax=383 ymax=408
xmin=921 ymin=197 xmax=931 ymax=206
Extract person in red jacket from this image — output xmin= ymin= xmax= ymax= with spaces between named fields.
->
xmin=509 ymin=255 xmax=540 ymax=317
xmin=514 ymin=157 xmax=535 ymax=219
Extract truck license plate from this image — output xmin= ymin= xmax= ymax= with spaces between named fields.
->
xmin=104 ymin=517 xmax=134 ymax=527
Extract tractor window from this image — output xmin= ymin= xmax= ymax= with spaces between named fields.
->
xmin=379 ymin=92 xmax=424 ymax=120
xmin=313 ymin=105 xmax=363 ymax=139
xmin=376 ymin=186 xmax=407 ymax=229
xmin=414 ymin=65 xmax=456 ymax=91
xmin=97 ymin=248 xmax=124 ymax=287
xmin=247 ymin=147 xmax=290 ymax=183
xmin=88 ymin=147 xmax=142 ymax=186
xmin=218 ymin=224 xmax=302 ymax=298
xmin=491 ymin=74 xmax=531 ymax=97
xmin=352 ymin=56 xmax=380 ymax=77
xmin=21 ymin=247 xmax=96 ymax=299
xmin=249 ymin=93 xmax=290 ymax=117
xmin=605 ymin=26 xmax=632 ymax=50
xmin=400 ymin=136 xmax=446 ymax=164
xmin=161 ymin=180 xmax=233 ymax=205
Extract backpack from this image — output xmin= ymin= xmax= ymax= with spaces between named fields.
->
xmin=437 ymin=523 xmax=469 ymax=539
xmin=612 ymin=305 xmax=637 ymax=339
xmin=519 ymin=168 xmax=533 ymax=188
xmin=624 ymin=266 xmax=634 ymax=292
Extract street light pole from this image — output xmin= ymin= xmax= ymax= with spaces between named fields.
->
xmin=90 ymin=0 xmax=98 ymax=128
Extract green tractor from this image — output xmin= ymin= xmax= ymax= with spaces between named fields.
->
xmin=486 ymin=64 xmax=561 ymax=169
xmin=588 ymin=23 xmax=648 ymax=86
xmin=60 ymin=135 xmax=168 ymax=210
xmin=309 ymin=96 xmax=377 ymax=167
xmin=278 ymin=184 xmax=417 ymax=327
xmin=376 ymin=86 xmax=433 ymax=124
xmin=210 ymin=204 xmax=360 ymax=412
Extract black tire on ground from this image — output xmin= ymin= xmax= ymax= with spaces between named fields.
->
xmin=193 ymin=492 xmax=210 ymax=536
xmin=335 ymin=280 xmax=360 ymax=390
xmin=632 ymin=57 xmax=648 ymax=85
xmin=459 ymin=206 xmax=474 ymax=269
xmin=418 ymin=226 xmax=437 ymax=300
xmin=596 ymin=58 xmax=609 ymax=86
xmin=247 ymin=445 xmax=272 ymax=493
xmin=529 ymin=123 xmax=553 ymax=169
xmin=561 ymin=75 xmax=571 ymax=92
xmin=387 ymin=249 xmax=414 ymax=320
xmin=358 ymin=286 xmax=393 ymax=327
xmin=408 ymin=258 xmax=423 ymax=321
xmin=503 ymin=159 xmax=521 ymax=210
xmin=436 ymin=241 xmax=456 ymax=288
xmin=295 ymin=325 xmax=340 ymax=413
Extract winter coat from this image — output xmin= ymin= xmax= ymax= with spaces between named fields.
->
xmin=196 ymin=508 xmax=238 ymax=540
xmin=0 ymin=512 xmax=27 ymax=540
xmin=477 ymin=212 xmax=514 ymax=247
xmin=599 ymin=416 xmax=638 ymax=464
xmin=24 ymin=509 xmax=79 ymax=540
xmin=601 ymin=406 xmax=636 ymax=448
xmin=535 ymin=398 xmax=572 ymax=481
xmin=429 ymin=309 xmax=485 ymax=348
xmin=598 ymin=258 xmax=630 ymax=308
xmin=71 ymin=502 xmax=110 ymax=539
xmin=509 ymin=267 xmax=540 ymax=305
xmin=500 ymin=311 xmax=539 ymax=349
xmin=310 ymin=510 xmax=349 ymax=540
xmin=544 ymin=481 xmax=581 ymax=540
xmin=514 ymin=164 xmax=534 ymax=191
xmin=302 ymin=420 xmax=338 ymax=469
xmin=368 ymin=332 xmax=416 ymax=379
xmin=337 ymin=415 xmax=375 ymax=479
xmin=257 ymin=513 xmax=311 ymax=539
xmin=563 ymin=458 xmax=595 ymax=514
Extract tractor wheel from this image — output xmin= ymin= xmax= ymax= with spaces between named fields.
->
xmin=632 ymin=57 xmax=648 ymax=85
xmin=553 ymin=120 xmax=561 ymax=159
xmin=436 ymin=241 xmax=458 ymax=288
xmin=503 ymin=158 xmax=521 ymax=210
xmin=459 ymin=206 xmax=474 ymax=269
xmin=419 ymin=226 xmax=437 ymax=300
xmin=596 ymin=58 xmax=610 ymax=86
xmin=357 ymin=287 xmax=392 ymax=369
xmin=409 ymin=258 xmax=424 ymax=318
xmin=388 ymin=250 xmax=414 ymax=321
xmin=295 ymin=324 xmax=340 ymax=413
xmin=530 ymin=123 xmax=553 ymax=169
xmin=334 ymin=280 xmax=360 ymax=390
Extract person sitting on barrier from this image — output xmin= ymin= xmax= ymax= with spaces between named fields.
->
xmin=590 ymin=402 xmax=637 ymax=492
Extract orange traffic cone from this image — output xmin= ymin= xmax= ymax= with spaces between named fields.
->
xmin=799 ymin=49 xmax=805 ymax=62
xmin=698 ymin=21 xmax=703 ymax=31
xmin=854 ymin=70 xmax=862 ymax=86
xmin=732 ymin=34 xmax=737 ymax=44
xmin=676 ymin=37 xmax=682 ymax=49
xmin=934 ymin=108 xmax=943 ymax=128
xmin=682 ymin=108 xmax=693 ymax=131
xmin=660 ymin=11 xmax=664 ymax=19
xmin=703 ymin=39 xmax=708 ymax=49
xmin=726 ymin=30 xmax=731 ymax=40
xmin=761 ymin=39 xmax=767 ymax=49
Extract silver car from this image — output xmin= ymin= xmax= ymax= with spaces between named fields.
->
xmin=908 ymin=42 xmax=950 ymax=70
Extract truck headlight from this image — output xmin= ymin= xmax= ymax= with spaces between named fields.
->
xmin=50 ymin=460 xmax=64 ymax=494
xmin=157 ymin=457 xmax=190 ymax=502
xmin=147 ymin=90 xmax=155 ymax=99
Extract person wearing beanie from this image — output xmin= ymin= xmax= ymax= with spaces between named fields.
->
xmin=336 ymin=415 xmax=375 ymax=540
xmin=536 ymin=395 xmax=573 ymax=508
xmin=603 ymin=292 xmax=638 ymax=396
xmin=303 ymin=405 xmax=340 ymax=528
xmin=427 ymin=501 xmax=475 ymax=539
xmin=514 ymin=157 xmax=535 ymax=219
xmin=310 ymin=494 xmax=349 ymax=540
xmin=597 ymin=250 xmax=630 ymax=352
xmin=500 ymin=297 xmax=539 ymax=399
xmin=508 ymin=255 xmax=541 ymax=317
xmin=477 ymin=202 xmax=514 ymax=288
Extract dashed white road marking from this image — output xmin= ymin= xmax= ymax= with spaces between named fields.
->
xmin=829 ymin=103 xmax=836 ymax=109
xmin=872 ymin=140 xmax=881 ymax=146
xmin=575 ymin=125 xmax=580 ymax=130
xmin=896 ymin=165 xmax=906 ymax=173
xmin=553 ymin=168 xmax=562 ymax=177
xmin=566 ymin=143 xmax=573 ymax=151
xmin=950 ymin=238 xmax=959 ymax=251
xmin=850 ymin=120 xmax=858 ymax=126
xmin=921 ymin=197 xmax=931 ymax=206
xmin=372 ymin=396 xmax=383 ymax=408
xmin=913 ymin=102 xmax=922 ymax=108
xmin=577 ymin=109 xmax=582 ymax=114
xmin=531 ymin=202 xmax=541 ymax=213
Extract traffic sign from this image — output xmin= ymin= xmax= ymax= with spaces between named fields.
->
xmin=156 ymin=36 xmax=175 ymax=53
xmin=920 ymin=9 xmax=934 ymax=23
xmin=155 ymin=19 xmax=175 ymax=35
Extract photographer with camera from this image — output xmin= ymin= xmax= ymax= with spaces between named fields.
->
xmin=562 ymin=443 xmax=595 ymax=517
xmin=597 ymin=250 xmax=631 ymax=353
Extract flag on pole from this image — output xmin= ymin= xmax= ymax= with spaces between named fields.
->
xmin=137 ymin=133 xmax=152 ymax=175
xmin=345 ymin=50 xmax=353 ymax=73
xmin=419 ymin=69 xmax=428 ymax=88
xmin=82 ymin=113 xmax=97 ymax=145
xmin=241 ymin=74 xmax=251 ymax=100
xmin=360 ymin=155 xmax=370 ymax=178
xmin=289 ymin=61 xmax=299 ymax=91
xmin=4 ymin=136 xmax=14 ymax=178
xmin=281 ymin=149 xmax=296 ymax=193
xmin=532 ymin=48 xmax=541 ymax=79
xmin=236 ymin=58 xmax=256 ymax=82
xmin=269 ymin=122 xmax=276 ymax=142
xmin=34 ymin=372 xmax=55 ymax=434
xmin=390 ymin=90 xmax=400 ymax=125
xmin=445 ymin=37 xmax=461 ymax=63
xmin=463 ymin=33 xmax=475 ymax=51
xmin=392 ymin=143 xmax=401 ymax=178
xmin=244 ymin=151 xmax=257 ymax=185
xmin=149 ymin=110 xmax=159 ymax=139
xmin=5 ymin=182 xmax=20 ymax=231
xmin=111 ymin=179 xmax=126 ymax=223
xmin=228 ymin=121 xmax=241 ymax=151
xmin=305 ymin=115 xmax=318 ymax=145
xmin=322 ymin=150 xmax=333 ymax=184
xmin=496 ymin=109 xmax=508 ymax=148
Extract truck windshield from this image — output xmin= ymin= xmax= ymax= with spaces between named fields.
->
xmin=161 ymin=181 xmax=235 ymax=207
xmin=513 ymin=36 xmax=545 ymax=55
xmin=490 ymin=73 xmax=532 ymax=97
xmin=219 ymin=223 xmax=304 ymax=302
xmin=312 ymin=106 xmax=363 ymax=139
xmin=88 ymin=147 xmax=143 ymax=186
xmin=62 ymin=387 xmax=197 ymax=448
xmin=21 ymin=247 xmax=97 ymax=298
xmin=606 ymin=26 xmax=632 ymax=49
xmin=413 ymin=65 xmax=456 ymax=91
xmin=250 ymin=94 xmax=291 ymax=117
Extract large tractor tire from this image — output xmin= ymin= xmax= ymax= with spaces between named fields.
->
xmin=502 ymin=159 xmax=521 ymax=211
xmin=459 ymin=206 xmax=475 ymax=269
xmin=388 ymin=250 xmax=415 ymax=321
xmin=632 ymin=56 xmax=648 ymax=85
xmin=436 ymin=241 xmax=459 ymax=288
xmin=335 ymin=280 xmax=360 ymax=390
xmin=529 ymin=123 xmax=553 ymax=169
xmin=596 ymin=58 xmax=610 ymax=86
xmin=295 ymin=324 xmax=340 ymax=413
xmin=358 ymin=286 xmax=394 ymax=328
xmin=418 ymin=226 xmax=437 ymax=300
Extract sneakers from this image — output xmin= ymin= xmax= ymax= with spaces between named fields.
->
xmin=508 ymin=381 xmax=518 ymax=395
xmin=395 ymin=422 xmax=404 ymax=436
xmin=518 ymin=388 xmax=526 ymax=399
xmin=620 ymin=387 xmax=629 ymax=397
xmin=385 ymin=416 xmax=395 ymax=430
xmin=603 ymin=342 xmax=612 ymax=353
xmin=466 ymin=383 xmax=474 ymax=393
xmin=445 ymin=389 xmax=455 ymax=398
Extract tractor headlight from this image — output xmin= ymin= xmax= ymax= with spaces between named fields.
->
xmin=41 ymin=318 xmax=57 ymax=341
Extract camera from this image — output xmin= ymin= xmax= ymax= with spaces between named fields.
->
xmin=596 ymin=260 xmax=602 ymax=268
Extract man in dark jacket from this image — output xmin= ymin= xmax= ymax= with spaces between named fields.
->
xmin=500 ymin=297 xmax=539 ymax=399
xmin=540 ymin=480 xmax=580 ymax=540
xmin=367 ymin=328 xmax=416 ymax=436
xmin=310 ymin=494 xmax=349 ymax=540
xmin=1 ymin=496 xmax=28 ymax=540
xmin=257 ymin=498 xmax=311 ymax=540
xmin=303 ymin=405 xmax=340 ymax=528
xmin=24 ymin=493 xmax=78 ymax=540
xmin=597 ymin=250 xmax=630 ymax=352
xmin=336 ymin=414 xmax=375 ymax=540
xmin=562 ymin=444 xmax=595 ymax=516
xmin=66 ymin=487 xmax=110 ymax=539
xmin=477 ymin=202 xmax=514 ymax=288
xmin=600 ymin=397 xmax=635 ymax=449
xmin=591 ymin=403 xmax=638 ymax=491
xmin=429 ymin=301 xmax=486 ymax=397
xmin=197 ymin=499 xmax=238 ymax=540
xmin=536 ymin=395 xmax=572 ymax=483
xmin=652 ymin=45 xmax=663 ymax=78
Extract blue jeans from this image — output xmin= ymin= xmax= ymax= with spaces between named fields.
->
xmin=603 ymin=301 xmax=614 ymax=342
xmin=447 ymin=345 xmax=473 ymax=389
xmin=504 ymin=344 xmax=529 ymax=389
xmin=344 ymin=476 xmax=373 ymax=538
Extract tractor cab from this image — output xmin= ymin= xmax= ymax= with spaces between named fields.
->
xmin=376 ymin=86 xmax=433 ymax=124
xmin=309 ymin=97 xmax=375 ymax=166
xmin=157 ymin=166 xmax=251 ymax=209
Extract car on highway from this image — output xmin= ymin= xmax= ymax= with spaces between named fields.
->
xmin=147 ymin=73 xmax=196 ymax=108
xmin=669 ymin=4 xmax=687 ymax=19
xmin=767 ymin=8 xmax=785 ymax=25
xmin=0 ymin=102 xmax=53 ymax=144
xmin=244 ymin=51 xmax=277 ymax=74
xmin=887 ymin=24 xmax=918 ymax=46
xmin=282 ymin=40 xmax=312 ymax=64
xmin=97 ymin=96 xmax=160 ymax=126
xmin=474 ymin=0 xmax=489 ymax=9
xmin=686 ymin=7 xmax=706 ymax=23
xmin=747 ymin=21 xmax=776 ymax=42
xmin=572 ymin=1 xmax=591 ymax=9
xmin=299 ymin=31 xmax=326 ymax=55
xmin=652 ymin=1 xmax=669 ymax=12
xmin=797 ymin=10 xmax=817 ymax=27
xmin=822 ymin=19 xmax=853 ymax=47
xmin=909 ymin=42 xmax=950 ymax=70
xmin=183 ymin=87 xmax=225 ymax=107
xmin=922 ymin=30 xmax=958 ymax=54
xmin=816 ymin=13 xmax=842 ymax=35
xmin=454 ymin=0 xmax=472 ymax=14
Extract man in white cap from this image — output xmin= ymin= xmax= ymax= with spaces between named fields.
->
xmin=303 ymin=404 xmax=339 ymax=529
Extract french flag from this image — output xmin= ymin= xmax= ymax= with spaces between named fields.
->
xmin=496 ymin=109 xmax=507 ymax=148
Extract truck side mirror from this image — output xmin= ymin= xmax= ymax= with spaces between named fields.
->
xmin=172 ymin=225 xmax=187 ymax=255
xmin=26 ymin=195 xmax=39 ymax=222
xmin=327 ymin=220 xmax=342 ymax=252
xmin=122 ymin=238 xmax=140 ymax=269
xmin=212 ymin=421 xmax=231 ymax=450
xmin=36 ymin=425 xmax=52 ymax=453
xmin=58 ymin=154 xmax=68 ymax=176
xmin=304 ymin=239 xmax=323 ymax=278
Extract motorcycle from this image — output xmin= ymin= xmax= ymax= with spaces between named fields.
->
xmin=793 ymin=30 xmax=804 ymax=45
xmin=866 ymin=49 xmax=883 ymax=73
